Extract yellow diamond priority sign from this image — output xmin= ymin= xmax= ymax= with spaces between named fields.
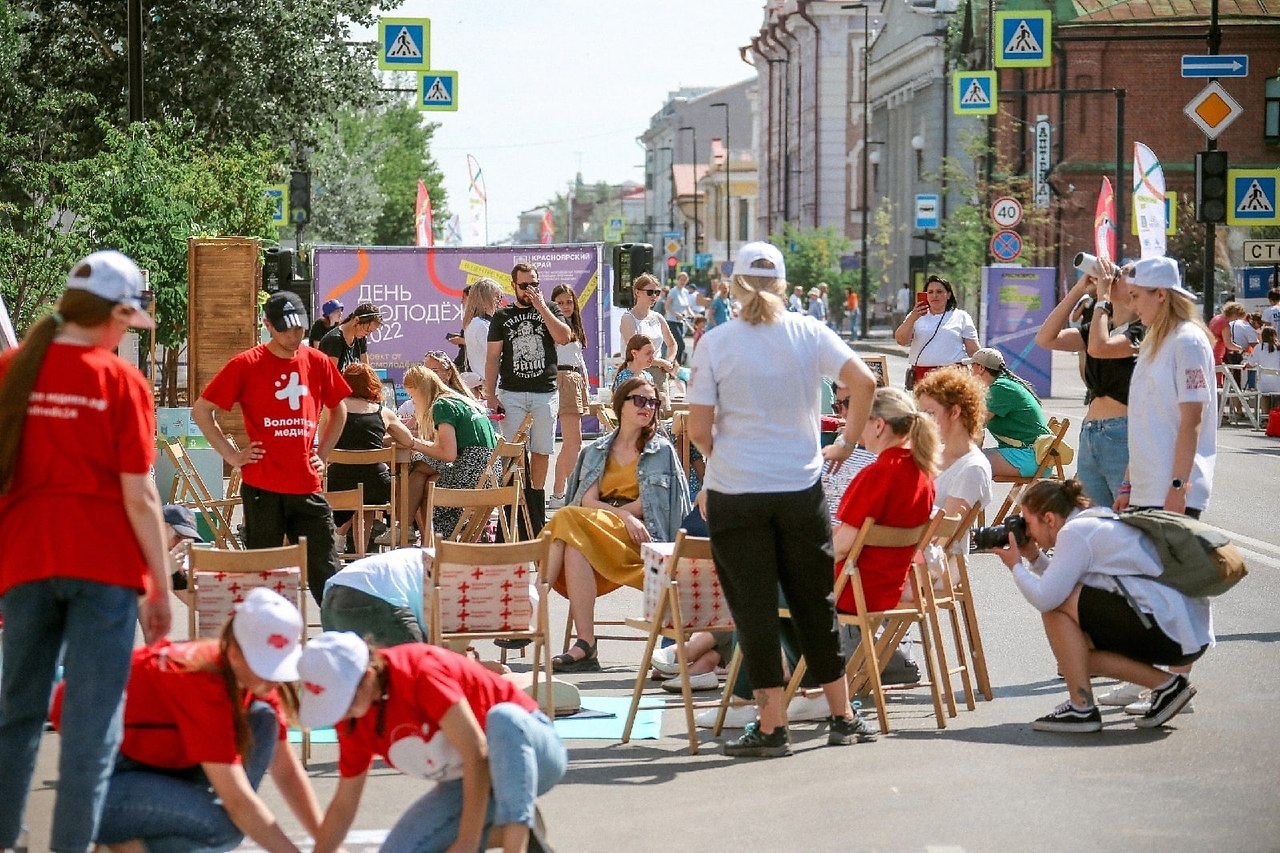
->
xmin=1183 ymin=81 xmax=1243 ymax=140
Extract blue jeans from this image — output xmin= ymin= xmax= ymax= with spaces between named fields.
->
xmin=95 ymin=700 xmax=278 ymax=853
xmin=1075 ymin=416 xmax=1130 ymax=508
xmin=849 ymin=308 xmax=861 ymax=339
xmin=381 ymin=705 xmax=566 ymax=853
xmin=0 ymin=579 xmax=138 ymax=852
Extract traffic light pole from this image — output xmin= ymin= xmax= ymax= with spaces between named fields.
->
xmin=1201 ymin=0 xmax=1221 ymax=323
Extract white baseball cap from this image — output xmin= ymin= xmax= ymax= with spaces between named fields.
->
xmin=231 ymin=587 xmax=303 ymax=682
xmin=65 ymin=250 xmax=155 ymax=329
xmin=297 ymin=631 xmax=371 ymax=729
xmin=1128 ymin=256 xmax=1196 ymax=298
xmin=733 ymin=241 xmax=786 ymax=281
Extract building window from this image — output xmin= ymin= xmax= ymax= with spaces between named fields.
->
xmin=1266 ymin=76 xmax=1280 ymax=144
xmin=738 ymin=199 xmax=749 ymax=241
xmin=916 ymin=149 xmax=925 ymax=181
xmin=872 ymin=163 xmax=880 ymax=195
xmin=645 ymin=170 xmax=654 ymax=190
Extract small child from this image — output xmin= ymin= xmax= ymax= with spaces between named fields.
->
xmin=691 ymin=315 xmax=708 ymax=350
xmin=1251 ymin=326 xmax=1280 ymax=410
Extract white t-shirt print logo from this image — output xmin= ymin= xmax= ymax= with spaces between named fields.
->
xmin=275 ymin=371 xmax=310 ymax=410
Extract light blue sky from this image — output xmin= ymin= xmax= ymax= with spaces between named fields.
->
xmin=366 ymin=1 xmax=763 ymax=240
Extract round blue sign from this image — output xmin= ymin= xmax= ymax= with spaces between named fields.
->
xmin=990 ymin=229 xmax=1023 ymax=262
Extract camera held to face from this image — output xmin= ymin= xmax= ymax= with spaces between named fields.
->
xmin=1073 ymin=252 xmax=1103 ymax=280
xmin=972 ymin=514 xmax=1030 ymax=551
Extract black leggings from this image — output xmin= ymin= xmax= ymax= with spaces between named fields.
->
xmin=706 ymin=481 xmax=844 ymax=691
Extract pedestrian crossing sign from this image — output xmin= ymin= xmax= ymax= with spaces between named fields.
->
xmin=995 ymin=11 xmax=1051 ymax=68
xmin=953 ymin=71 xmax=997 ymax=115
xmin=1227 ymin=169 xmax=1280 ymax=226
xmin=378 ymin=17 xmax=430 ymax=70
xmin=418 ymin=70 xmax=458 ymax=112
xmin=264 ymin=184 xmax=288 ymax=227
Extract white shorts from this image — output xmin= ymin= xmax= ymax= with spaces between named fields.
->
xmin=496 ymin=389 xmax=559 ymax=455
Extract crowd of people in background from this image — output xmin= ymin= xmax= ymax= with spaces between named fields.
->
xmin=0 ymin=242 xmax=1240 ymax=850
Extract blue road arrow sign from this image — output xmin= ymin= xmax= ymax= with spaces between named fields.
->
xmin=1181 ymin=54 xmax=1248 ymax=78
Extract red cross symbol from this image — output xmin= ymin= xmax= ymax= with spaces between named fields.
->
xmin=259 ymin=571 xmax=271 ymax=580
xmin=458 ymin=594 xmax=469 ymax=606
xmin=457 ymin=607 xmax=470 ymax=622
xmin=471 ymin=567 xmax=484 ymax=580
xmin=513 ymin=565 xmax=527 ymax=579
xmin=500 ymin=579 xmax=513 ymax=592
xmin=501 ymin=593 xmax=512 ymax=606
xmin=214 ymin=572 xmax=227 ymax=582
xmin=228 ymin=582 xmax=242 ymax=594
xmin=458 ymin=581 xmax=470 ymax=593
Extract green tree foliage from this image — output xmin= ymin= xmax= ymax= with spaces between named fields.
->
xmin=10 ymin=0 xmax=389 ymax=154
xmin=768 ymin=223 xmax=852 ymax=295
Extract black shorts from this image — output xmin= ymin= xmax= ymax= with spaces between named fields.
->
xmin=1077 ymin=585 xmax=1207 ymax=667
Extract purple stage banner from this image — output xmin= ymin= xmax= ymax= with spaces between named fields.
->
xmin=313 ymin=244 xmax=604 ymax=390
xmin=981 ymin=266 xmax=1055 ymax=399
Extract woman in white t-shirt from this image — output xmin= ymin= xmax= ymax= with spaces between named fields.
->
xmin=893 ymin=275 xmax=980 ymax=387
xmin=1250 ymin=326 xmax=1280 ymax=406
xmin=461 ymin=278 xmax=502 ymax=378
xmin=1117 ymin=257 xmax=1216 ymax=519
xmin=687 ymin=241 xmax=879 ymax=757
xmin=913 ymin=366 xmax=993 ymax=519
xmin=549 ymin=284 xmax=591 ymax=508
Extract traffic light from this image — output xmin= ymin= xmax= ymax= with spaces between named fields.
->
xmin=666 ymin=256 xmax=678 ymax=278
xmin=289 ymin=170 xmax=311 ymax=225
xmin=1195 ymin=150 xmax=1229 ymax=224
xmin=263 ymin=247 xmax=294 ymax=293
xmin=611 ymin=243 xmax=653 ymax=309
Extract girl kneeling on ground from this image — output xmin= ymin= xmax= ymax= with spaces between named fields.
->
xmin=301 ymin=632 xmax=566 ymax=853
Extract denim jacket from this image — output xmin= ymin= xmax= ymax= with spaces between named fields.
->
xmin=566 ymin=432 xmax=691 ymax=542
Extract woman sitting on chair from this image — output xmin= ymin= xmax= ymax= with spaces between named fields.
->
xmin=544 ymin=375 xmax=690 ymax=673
xmin=612 ymin=333 xmax=677 ymax=392
xmin=402 ymin=365 xmax=498 ymax=539
xmin=832 ymin=387 xmax=939 ymax=614
xmin=328 ymin=363 xmax=415 ymax=551
xmin=913 ymin=366 xmax=992 ymax=519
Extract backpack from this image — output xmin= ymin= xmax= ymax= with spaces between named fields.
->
xmin=1081 ymin=508 xmax=1247 ymax=597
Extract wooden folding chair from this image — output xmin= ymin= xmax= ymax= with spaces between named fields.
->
xmin=620 ymin=531 xmax=732 ymax=753
xmin=422 ymin=482 xmax=521 ymax=548
xmin=324 ymin=485 xmax=366 ymax=562
xmin=160 ymin=437 xmax=241 ymax=549
xmin=906 ymin=512 xmax=970 ymax=716
xmin=426 ymin=537 xmax=555 ymax=718
xmin=326 ymin=447 xmax=398 ymax=550
xmin=990 ymin=415 xmax=1072 ymax=523
xmin=756 ymin=511 xmax=949 ymax=735
xmin=186 ymin=539 xmax=311 ymax=760
xmin=933 ymin=502 xmax=992 ymax=702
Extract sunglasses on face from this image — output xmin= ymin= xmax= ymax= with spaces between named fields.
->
xmin=832 ymin=397 xmax=851 ymax=411
xmin=638 ymin=289 xmax=661 ymax=296
xmin=517 ymin=281 xmax=539 ymax=291
xmin=625 ymin=394 xmax=660 ymax=410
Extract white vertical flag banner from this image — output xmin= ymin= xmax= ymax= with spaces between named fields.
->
xmin=465 ymin=154 xmax=488 ymax=246
xmin=1132 ymin=142 xmax=1167 ymax=259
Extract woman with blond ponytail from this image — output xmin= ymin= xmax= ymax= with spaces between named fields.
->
xmin=687 ymin=241 xmax=879 ymax=758
xmin=0 ymin=251 xmax=173 ymax=852
xmin=832 ymin=387 xmax=940 ymax=615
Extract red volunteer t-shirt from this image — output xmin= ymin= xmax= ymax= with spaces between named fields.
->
xmin=834 ymin=447 xmax=936 ymax=613
xmin=0 ymin=343 xmax=155 ymax=596
xmin=336 ymin=644 xmax=538 ymax=780
xmin=200 ymin=344 xmax=349 ymax=494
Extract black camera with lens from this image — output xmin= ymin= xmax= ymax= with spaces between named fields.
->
xmin=972 ymin=514 xmax=1030 ymax=550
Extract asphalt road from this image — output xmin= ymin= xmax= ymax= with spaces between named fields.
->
xmin=17 ymin=340 xmax=1280 ymax=852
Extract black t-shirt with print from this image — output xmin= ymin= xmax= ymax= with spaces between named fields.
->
xmin=487 ymin=302 xmax=565 ymax=393
xmin=318 ymin=327 xmax=367 ymax=372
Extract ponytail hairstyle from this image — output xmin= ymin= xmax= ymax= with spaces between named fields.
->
xmin=871 ymin=386 xmax=940 ymax=477
xmin=1261 ymin=326 xmax=1277 ymax=354
xmin=1019 ymin=477 xmax=1092 ymax=518
xmin=731 ymin=263 xmax=787 ymax=325
xmin=212 ymin=618 xmax=300 ymax=757
xmin=0 ymin=289 xmax=116 ymax=494
xmin=993 ymin=364 xmax=1043 ymax=404
xmin=549 ymin=284 xmax=586 ymax=343
xmin=622 ymin=333 xmax=653 ymax=368
xmin=462 ymin=278 xmax=502 ymax=329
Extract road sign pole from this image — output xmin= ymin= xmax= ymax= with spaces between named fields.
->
xmin=1202 ymin=0 xmax=1221 ymax=322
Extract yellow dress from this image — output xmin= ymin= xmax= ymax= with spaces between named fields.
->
xmin=546 ymin=455 xmax=644 ymax=597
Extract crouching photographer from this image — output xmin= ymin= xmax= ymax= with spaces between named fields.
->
xmin=983 ymin=479 xmax=1212 ymax=733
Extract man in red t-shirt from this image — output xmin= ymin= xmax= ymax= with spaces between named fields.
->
xmin=193 ymin=291 xmax=350 ymax=601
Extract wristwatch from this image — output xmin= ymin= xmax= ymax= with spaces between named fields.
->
xmin=1171 ymin=477 xmax=1187 ymax=491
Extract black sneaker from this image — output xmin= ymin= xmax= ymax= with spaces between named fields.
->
xmin=1134 ymin=675 xmax=1196 ymax=728
xmin=722 ymin=721 xmax=791 ymax=758
xmin=828 ymin=711 xmax=877 ymax=745
xmin=1032 ymin=701 xmax=1102 ymax=733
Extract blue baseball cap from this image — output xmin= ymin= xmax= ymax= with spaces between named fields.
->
xmin=321 ymin=299 xmax=344 ymax=316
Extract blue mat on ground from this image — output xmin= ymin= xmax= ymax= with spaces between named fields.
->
xmin=553 ymin=695 xmax=663 ymax=740
xmin=288 ymin=727 xmax=337 ymax=744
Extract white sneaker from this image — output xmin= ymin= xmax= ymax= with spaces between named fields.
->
xmin=787 ymin=693 xmax=833 ymax=722
xmin=649 ymin=645 xmax=680 ymax=676
xmin=661 ymin=670 xmax=719 ymax=692
xmin=1097 ymin=682 xmax=1146 ymax=706
xmin=696 ymin=703 xmax=757 ymax=729
xmin=547 ymin=493 xmax=566 ymax=509
xmin=1124 ymin=692 xmax=1195 ymax=716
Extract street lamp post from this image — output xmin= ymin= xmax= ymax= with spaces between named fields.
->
xmin=710 ymin=101 xmax=732 ymax=262
xmin=844 ymin=2 xmax=873 ymax=339
xmin=678 ymin=126 xmax=698 ymax=266
xmin=658 ymin=145 xmax=674 ymax=232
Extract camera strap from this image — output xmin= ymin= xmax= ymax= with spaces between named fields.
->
xmin=1111 ymin=577 xmax=1155 ymax=631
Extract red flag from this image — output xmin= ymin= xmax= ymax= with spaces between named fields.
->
xmin=1093 ymin=177 xmax=1116 ymax=263
xmin=415 ymin=180 xmax=434 ymax=247
xmin=538 ymin=209 xmax=554 ymax=245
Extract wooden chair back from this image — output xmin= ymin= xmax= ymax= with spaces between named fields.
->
xmin=990 ymin=415 xmax=1072 ymax=523
xmin=622 ymin=531 xmax=733 ymax=754
xmin=426 ymin=537 xmax=554 ymax=717
xmin=423 ymin=483 xmax=521 ymax=548
xmin=932 ymin=501 xmax=992 ymax=702
xmin=324 ymin=485 xmax=366 ymax=562
xmin=161 ymin=437 xmax=241 ymax=550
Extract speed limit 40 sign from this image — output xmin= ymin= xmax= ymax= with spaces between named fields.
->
xmin=991 ymin=197 xmax=1023 ymax=229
